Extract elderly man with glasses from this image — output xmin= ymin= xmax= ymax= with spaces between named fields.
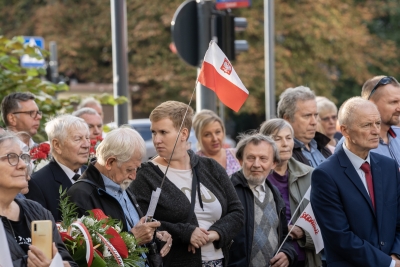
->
xmin=1 ymin=92 xmax=43 ymax=152
xmin=336 ymin=76 xmax=400 ymax=165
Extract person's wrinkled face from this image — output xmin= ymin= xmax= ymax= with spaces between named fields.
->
xmin=342 ymin=105 xmax=381 ymax=155
xmin=240 ymin=141 xmax=276 ymax=186
xmin=200 ymin=121 xmax=224 ymax=155
xmin=12 ymin=100 xmax=42 ymax=136
xmin=318 ymin=111 xmax=338 ymax=137
xmin=288 ymin=99 xmax=318 ymax=145
xmin=80 ymin=113 xmax=103 ymax=141
xmin=56 ymin=126 xmax=90 ymax=170
xmin=271 ymin=127 xmax=294 ymax=162
xmin=372 ymin=84 xmax=400 ymax=127
xmin=108 ymin=153 xmax=142 ymax=190
xmin=0 ymin=139 xmax=29 ymax=192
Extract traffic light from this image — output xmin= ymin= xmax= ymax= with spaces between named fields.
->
xmin=216 ymin=10 xmax=248 ymax=61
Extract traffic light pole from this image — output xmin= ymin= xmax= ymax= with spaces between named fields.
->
xmin=196 ymin=0 xmax=216 ymax=113
xmin=111 ymin=0 xmax=129 ymax=126
xmin=264 ymin=0 xmax=275 ymax=120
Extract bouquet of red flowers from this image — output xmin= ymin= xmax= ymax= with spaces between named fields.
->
xmin=89 ymin=136 xmax=103 ymax=163
xmin=58 ymin=189 xmax=146 ymax=267
xmin=30 ymin=142 xmax=51 ymax=171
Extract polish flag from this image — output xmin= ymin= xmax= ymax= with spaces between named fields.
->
xmin=198 ymin=41 xmax=249 ymax=112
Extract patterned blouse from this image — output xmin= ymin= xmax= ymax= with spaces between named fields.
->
xmin=196 ymin=148 xmax=241 ymax=176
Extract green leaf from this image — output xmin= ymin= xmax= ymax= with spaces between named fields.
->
xmin=26 ymin=68 xmax=39 ymax=77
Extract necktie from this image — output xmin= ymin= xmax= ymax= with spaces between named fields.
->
xmin=360 ymin=162 xmax=375 ymax=210
xmin=72 ymin=173 xmax=81 ymax=181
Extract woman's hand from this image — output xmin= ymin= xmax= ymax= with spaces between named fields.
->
xmin=156 ymin=230 xmax=173 ymax=257
xmin=28 ymin=243 xmax=70 ymax=267
xmin=288 ymin=225 xmax=304 ymax=240
xmin=190 ymin=227 xmax=209 ymax=248
xmin=207 ymin=230 xmax=220 ymax=243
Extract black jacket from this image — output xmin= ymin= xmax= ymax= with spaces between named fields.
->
xmin=229 ymin=170 xmax=297 ymax=267
xmin=292 ymin=132 xmax=332 ymax=166
xmin=66 ymin=162 xmax=143 ymax=232
xmin=25 ymin=160 xmax=87 ymax=222
xmin=131 ymin=150 xmax=245 ymax=267
xmin=2 ymin=198 xmax=77 ymax=267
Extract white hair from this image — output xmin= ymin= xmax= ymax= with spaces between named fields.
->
xmin=338 ymin=97 xmax=378 ymax=127
xmin=96 ymin=127 xmax=146 ymax=166
xmin=45 ymin=115 xmax=89 ymax=153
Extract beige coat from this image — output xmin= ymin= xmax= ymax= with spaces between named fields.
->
xmin=287 ymin=157 xmax=322 ymax=267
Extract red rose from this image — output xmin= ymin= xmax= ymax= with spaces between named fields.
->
xmin=36 ymin=151 xmax=47 ymax=160
xmin=39 ymin=143 xmax=50 ymax=154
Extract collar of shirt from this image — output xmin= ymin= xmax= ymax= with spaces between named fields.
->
xmin=17 ymin=138 xmax=36 ymax=153
xmin=379 ymin=126 xmax=397 ymax=145
xmin=249 ymin=182 xmax=266 ymax=202
xmin=342 ymin=142 xmax=371 ymax=170
xmin=294 ymin=138 xmax=318 ymax=151
xmin=55 ymin=159 xmax=82 ymax=183
xmin=101 ymin=172 xmax=122 ymax=196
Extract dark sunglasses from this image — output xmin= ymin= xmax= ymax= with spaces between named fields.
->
xmin=368 ymin=76 xmax=399 ymax=100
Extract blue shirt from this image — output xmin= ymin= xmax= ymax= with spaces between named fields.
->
xmin=294 ymin=138 xmax=326 ymax=168
xmin=335 ymin=126 xmax=400 ymax=166
xmin=101 ymin=173 xmax=140 ymax=230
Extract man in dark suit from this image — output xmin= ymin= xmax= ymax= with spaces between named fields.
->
xmin=311 ymin=97 xmax=400 ymax=267
xmin=25 ymin=114 xmax=90 ymax=221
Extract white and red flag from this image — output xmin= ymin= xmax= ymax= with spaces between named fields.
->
xmin=197 ymin=41 xmax=249 ymax=112
xmin=294 ymin=203 xmax=324 ymax=253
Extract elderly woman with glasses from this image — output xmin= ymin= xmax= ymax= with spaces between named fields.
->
xmin=316 ymin=97 xmax=339 ymax=153
xmin=0 ymin=132 xmax=76 ymax=267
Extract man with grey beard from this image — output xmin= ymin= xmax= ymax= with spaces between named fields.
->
xmin=67 ymin=127 xmax=172 ymax=265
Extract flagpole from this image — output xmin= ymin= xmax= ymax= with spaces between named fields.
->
xmin=287 ymin=197 xmax=307 ymax=226
xmin=269 ymin=226 xmax=296 ymax=266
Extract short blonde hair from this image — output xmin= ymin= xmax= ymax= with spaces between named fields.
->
xmin=149 ymin=101 xmax=193 ymax=139
xmin=193 ymin=110 xmax=225 ymax=150
xmin=316 ymin=97 xmax=337 ymax=116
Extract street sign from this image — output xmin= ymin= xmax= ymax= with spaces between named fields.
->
xmin=216 ymin=0 xmax=251 ymax=10
xmin=21 ymin=36 xmax=46 ymax=68
xmin=171 ymin=0 xmax=198 ymax=67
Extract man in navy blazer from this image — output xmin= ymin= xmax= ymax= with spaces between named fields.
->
xmin=26 ymin=115 xmax=90 ymax=221
xmin=311 ymin=97 xmax=400 ymax=267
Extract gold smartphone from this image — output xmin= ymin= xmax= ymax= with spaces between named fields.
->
xmin=31 ymin=220 xmax=53 ymax=259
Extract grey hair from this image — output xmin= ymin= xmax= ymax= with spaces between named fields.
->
xmin=0 ymin=131 xmax=21 ymax=147
xmin=235 ymin=133 xmax=280 ymax=163
xmin=277 ymin=86 xmax=316 ymax=121
xmin=72 ymin=107 xmax=100 ymax=117
xmin=96 ymin=127 xmax=146 ymax=166
xmin=45 ymin=115 xmax=89 ymax=154
xmin=260 ymin=118 xmax=294 ymax=138
xmin=316 ymin=97 xmax=337 ymax=116
xmin=77 ymin=97 xmax=101 ymax=110
xmin=338 ymin=97 xmax=377 ymax=127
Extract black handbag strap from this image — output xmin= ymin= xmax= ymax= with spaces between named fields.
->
xmin=147 ymin=162 xmax=203 ymax=223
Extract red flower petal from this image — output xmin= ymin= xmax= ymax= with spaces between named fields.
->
xmin=106 ymin=227 xmax=129 ymax=258
xmin=91 ymin=209 xmax=108 ymax=221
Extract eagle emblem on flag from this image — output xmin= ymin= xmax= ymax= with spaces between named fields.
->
xmin=220 ymin=58 xmax=232 ymax=75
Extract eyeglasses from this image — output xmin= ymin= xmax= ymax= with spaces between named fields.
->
xmin=0 ymin=153 xmax=31 ymax=166
xmin=320 ymin=115 xmax=337 ymax=122
xmin=12 ymin=110 xmax=43 ymax=119
xmin=368 ymin=76 xmax=399 ymax=100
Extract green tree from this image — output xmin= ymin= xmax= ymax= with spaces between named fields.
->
xmin=0 ymin=35 xmax=127 ymax=141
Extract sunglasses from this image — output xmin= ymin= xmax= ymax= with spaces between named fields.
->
xmin=368 ymin=76 xmax=399 ymax=100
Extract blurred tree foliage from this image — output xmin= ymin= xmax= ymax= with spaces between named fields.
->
xmin=1 ymin=0 xmax=399 ymax=122
xmin=0 ymin=35 xmax=127 ymax=142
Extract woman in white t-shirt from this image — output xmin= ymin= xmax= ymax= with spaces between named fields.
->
xmin=131 ymin=101 xmax=244 ymax=267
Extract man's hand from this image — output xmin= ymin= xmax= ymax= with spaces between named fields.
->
xmin=288 ymin=225 xmax=305 ymax=240
xmin=156 ymin=230 xmax=173 ymax=257
xmin=391 ymin=255 xmax=400 ymax=267
xmin=270 ymin=252 xmax=289 ymax=267
xmin=190 ymin=227 xmax=209 ymax=248
xmin=130 ymin=217 xmax=160 ymax=245
xmin=28 ymin=243 xmax=71 ymax=267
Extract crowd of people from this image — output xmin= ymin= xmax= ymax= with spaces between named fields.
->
xmin=0 ymin=73 xmax=400 ymax=267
